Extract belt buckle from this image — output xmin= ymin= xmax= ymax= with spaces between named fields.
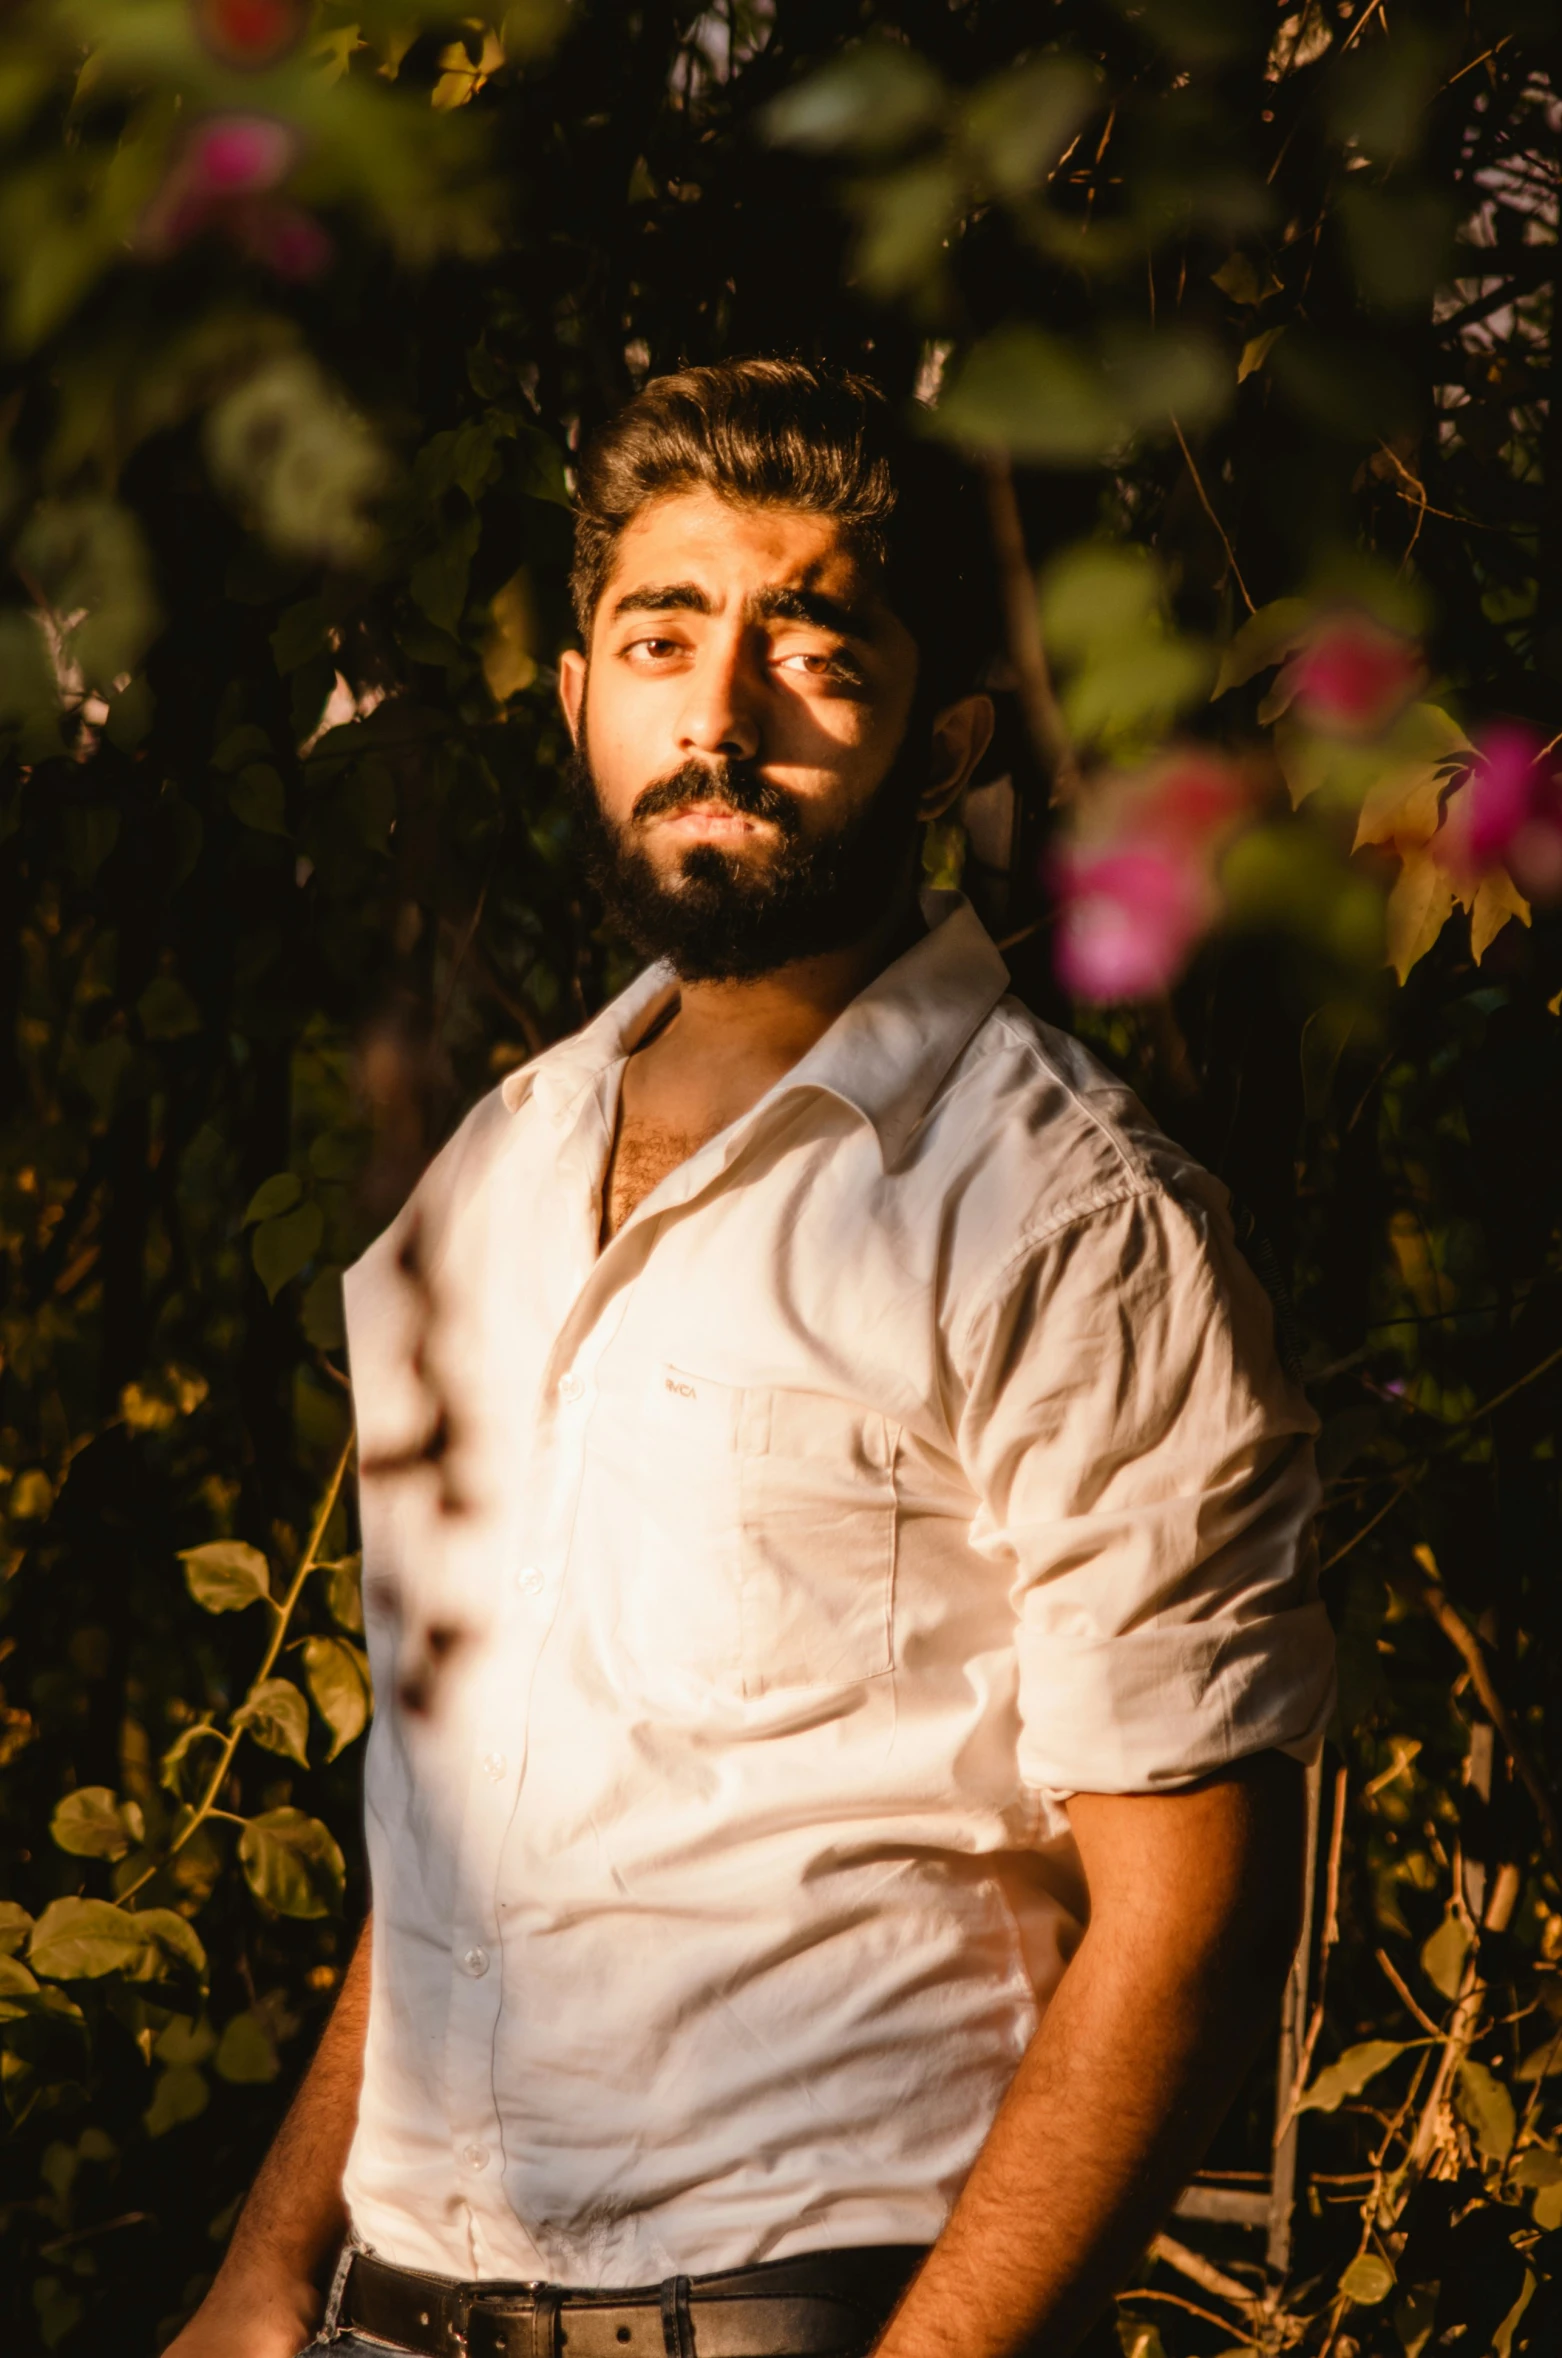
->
xmin=465 ymin=2279 xmax=556 ymax=2358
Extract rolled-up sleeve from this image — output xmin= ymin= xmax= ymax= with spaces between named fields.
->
xmin=956 ymin=1174 xmax=1335 ymax=1803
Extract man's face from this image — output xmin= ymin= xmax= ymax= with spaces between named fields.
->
xmin=557 ymin=490 xmax=945 ymax=981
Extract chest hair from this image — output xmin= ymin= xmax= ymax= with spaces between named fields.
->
xmin=601 ymin=1115 xmax=713 ymax=1243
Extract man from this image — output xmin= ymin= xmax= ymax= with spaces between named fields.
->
xmin=172 ymin=360 xmax=1333 ymax=2358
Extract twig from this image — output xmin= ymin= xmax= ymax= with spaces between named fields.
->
xmin=1391 ymin=1549 xmax=1562 ymax=1874
xmin=1318 ymin=1476 xmax=1413 ymax=1572
xmin=1376 ymin=1945 xmax=1443 ymax=2038
xmin=1147 ymin=2231 xmax=1259 ymax=2315
xmin=1442 ymin=1341 xmax=1562 ymax=1435
xmin=119 ymin=1430 xmax=356 ymax=1903
xmin=980 ymin=455 xmax=1080 ymax=801
xmin=1276 ymin=1765 xmax=1348 ymax=2134
xmin=1405 ymin=1941 xmax=1483 ymax=2176
xmin=1170 ymin=417 xmax=1254 ymax=613
xmin=1120 ymin=2287 xmax=1253 ymax=2334
xmin=1339 ymin=0 xmax=1387 ymax=55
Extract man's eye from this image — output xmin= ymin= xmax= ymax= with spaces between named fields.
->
xmin=777 ymin=649 xmax=858 ymax=681
xmin=625 ymin=636 xmax=682 ymax=660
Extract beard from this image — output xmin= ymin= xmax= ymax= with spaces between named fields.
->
xmin=567 ymin=728 xmax=928 ymax=983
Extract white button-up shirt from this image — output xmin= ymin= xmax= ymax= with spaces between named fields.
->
xmin=341 ymin=892 xmax=1333 ymax=2288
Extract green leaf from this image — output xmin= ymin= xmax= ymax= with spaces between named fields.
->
xmin=1211 ymin=598 xmax=1313 ymax=698
xmin=136 ymin=976 xmax=203 ymax=1041
xmin=763 ymin=43 xmax=944 ymax=157
xmin=301 ymin=1636 xmax=372 ymax=1760
xmin=180 ymin=1540 xmax=272 ymax=1613
xmin=233 ymin=1678 xmax=312 ymax=1768
xmin=252 ymin=1201 xmax=325 ymax=1300
xmin=50 ymin=1786 xmax=133 ymax=1862
xmin=16 ymin=498 xmax=161 ymax=689
xmin=211 ymin=723 xmax=275 ymax=773
xmin=1510 ymin=2145 xmax=1562 ymax=2189
xmin=227 ymin=762 xmax=289 ymax=836
xmin=852 ymin=160 xmax=961 ymax=300
xmin=159 ymin=1720 xmax=223 ymax=1793
xmin=960 ymin=57 xmax=1100 ymax=199
xmin=935 ymin=327 xmax=1111 ymax=464
xmin=1517 ymin=2036 xmax=1562 ymax=2081
xmin=301 ymin=1266 xmax=347 ymax=1352
xmin=1421 ymin=1908 xmax=1472 ymax=2001
xmin=143 ymin=2060 xmax=209 ymax=2138
xmin=238 ymin=1809 xmax=345 ymax=1920
xmin=1298 ymin=2039 xmax=1413 ymax=2114
xmin=323 ymin=1551 xmax=365 ymax=1635
xmin=0 ymin=1902 xmax=34 ymax=1958
xmin=0 ymin=1953 xmax=41 ymax=2020
xmin=244 ymin=1170 xmax=304 ymax=1224
xmin=129 ymin=1909 xmax=208 ymax=1994
xmin=1455 ymin=2059 xmax=1516 ymax=2164
xmin=154 ymin=2013 xmax=215 ymax=2066
xmin=409 ymin=506 xmax=482 ymax=637
xmin=1039 ymin=541 xmax=1164 ymax=663
xmin=28 ymin=1898 xmax=153 ymax=1981
xmin=214 ymin=2009 xmax=280 ymax=2084
xmin=1340 ymin=2252 xmax=1395 ymax=2305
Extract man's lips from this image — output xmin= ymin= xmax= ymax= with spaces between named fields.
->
xmin=647 ymin=802 xmax=772 ymax=838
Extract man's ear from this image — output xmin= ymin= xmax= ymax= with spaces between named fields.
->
xmin=558 ymin=648 xmax=587 ymax=745
xmin=918 ymin=693 xmax=996 ymax=823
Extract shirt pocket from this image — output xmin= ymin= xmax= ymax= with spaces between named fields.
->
xmin=735 ymin=1384 xmax=898 ymax=1699
xmin=600 ymin=1364 xmax=745 ymax=1711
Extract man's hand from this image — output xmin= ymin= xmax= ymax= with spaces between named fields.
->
xmin=164 ymin=1919 xmax=372 ymax=2358
xmin=161 ymin=2267 xmax=322 ymax=2358
xmin=873 ymin=1753 xmax=1305 ymax=2358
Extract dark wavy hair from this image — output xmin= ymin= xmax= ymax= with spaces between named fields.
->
xmin=570 ymin=358 xmax=999 ymax=707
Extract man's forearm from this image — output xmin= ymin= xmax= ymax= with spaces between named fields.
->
xmin=875 ymin=1758 xmax=1303 ymax=2358
xmin=168 ymin=1914 xmax=372 ymax=2357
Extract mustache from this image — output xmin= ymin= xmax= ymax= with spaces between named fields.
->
xmin=630 ymin=759 xmax=802 ymax=836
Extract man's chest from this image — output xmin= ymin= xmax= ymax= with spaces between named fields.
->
xmin=601 ymin=1113 xmax=711 ymax=1242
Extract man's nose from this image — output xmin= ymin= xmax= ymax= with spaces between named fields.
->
xmin=675 ymin=635 xmax=762 ymax=763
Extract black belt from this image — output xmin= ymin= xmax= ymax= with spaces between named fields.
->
xmin=337 ymin=2245 xmax=927 ymax=2358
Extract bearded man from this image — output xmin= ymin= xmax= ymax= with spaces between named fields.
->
xmin=172 ymin=360 xmax=1334 ymax=2358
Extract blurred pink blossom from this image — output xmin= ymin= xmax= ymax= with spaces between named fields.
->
xmin=194 ymin=0 xmax=310 ymax=69
xmin=1271 ymin=611 xmax=1425 ymax=738
xmin=1443 ymin=722 xmax=1562 ymax=901
xmin=141 ymin=116 xmax=329 ymax=279
xmin=1051 ymin=750 xmax=1254 ymax=1001
xmin=1055 ymin=847 xmax=1209 ymax=1000
xmin=235 ymin=203 xmax=334 ymax=280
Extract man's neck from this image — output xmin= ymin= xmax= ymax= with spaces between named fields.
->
xmin=643 ymin=893 xmax=921 ymax=1118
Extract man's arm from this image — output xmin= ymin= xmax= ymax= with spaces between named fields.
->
xmin=875 ymin=1753 xmax=1304 ymax=2358
xmin=166 ymin=1915 xmax=373 ymax=2358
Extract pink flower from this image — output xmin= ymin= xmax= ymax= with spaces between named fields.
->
xmin=234 ymin=202 xmax=333 ymax=281
xmin=182 ymin=114 xmax=297 ymax=202
xmin=1444 ymin=722 xmax=1562 ymax=901
xmin=194 ymin=0 xmax=309 ymax=69
xmin=1054 ymin=847 xmax=1210 ymax=1001
xmin=140 ymin=116 xmax=327 ymax=279
xmin=1270 ymin=612 xmax=1425 ymax=738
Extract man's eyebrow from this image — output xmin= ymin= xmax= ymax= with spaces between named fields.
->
xmin=747 ymin=585 xmax=872 ymax=638
xmin=610 ymin=582 xmax=713 ymax=619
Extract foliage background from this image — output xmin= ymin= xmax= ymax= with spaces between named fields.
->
xmin=0 ymin=2 xmax=1560 ymax=2353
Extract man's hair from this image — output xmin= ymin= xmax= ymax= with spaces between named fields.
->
xmin=570 ymin=358 xmax=999 ymax=709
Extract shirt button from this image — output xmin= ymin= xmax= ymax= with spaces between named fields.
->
xmin=460 ymin=1945 xmax=489 ymax=1977
xmin=517 ymin=1566 xmax=544 ymax=1596
xmin=557 ymin=1370 xmax=584 ymax=1403
xmin=482 ymin=1750 xmax=507 ymax=1781
xmin=461 ymin=2143 xmax=489 ymax=2173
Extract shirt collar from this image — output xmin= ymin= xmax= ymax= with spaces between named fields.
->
xmin=499 ymin=891 xmax=1010 ymax=1166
